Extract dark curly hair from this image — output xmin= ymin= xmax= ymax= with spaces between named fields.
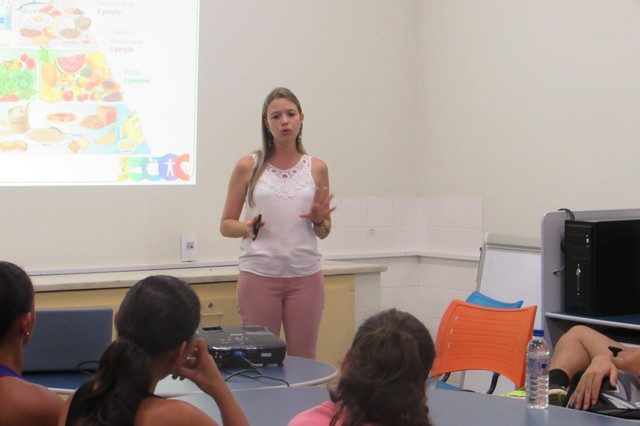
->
xmin=329 ymin=308 xmax=435 ymax=426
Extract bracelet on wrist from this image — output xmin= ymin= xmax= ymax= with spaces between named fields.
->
xmin=312 ymin=219 xmax=330 ymax=235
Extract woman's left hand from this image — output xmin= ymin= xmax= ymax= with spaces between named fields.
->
xmin=300 ymin=186 xmax=335 ymax=223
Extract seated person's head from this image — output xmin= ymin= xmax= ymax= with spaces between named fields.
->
xmin=331 ymin=308 xmax=435 ymax=426
xmin=0 ymin=261 xmax=34 ymax=346
xmin=0 ymin=261 xmax=63 ymax=426
xmin=73 ymin=275 xmax=201 ymax=424
xmin=114 ymin=274 xmax=200 ymax=359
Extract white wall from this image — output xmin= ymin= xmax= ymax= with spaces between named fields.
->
xmin=3 ymin=0 xmax=640 ymax=298
xmin=418 ymin=0 xmax=640 ymax=238
xmin=323 ymin=194 xmax=484 ymax=333
xmin=0 ymin=0 xmax=423 ymax=271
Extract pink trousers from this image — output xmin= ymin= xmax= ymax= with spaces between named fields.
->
xmin=236 ymin=270 xmax=325 ymax=359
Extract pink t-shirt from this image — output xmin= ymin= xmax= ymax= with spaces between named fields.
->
xmin=288 ymin=401 xmax=341 ymax=426
xmin=288 ymin=401 xmax=376 ymax=426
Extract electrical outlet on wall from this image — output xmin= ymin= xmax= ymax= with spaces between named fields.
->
xmin=181 ymin=234 xmax=197 ymax=262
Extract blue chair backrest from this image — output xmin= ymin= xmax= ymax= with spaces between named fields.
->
xmin=465 ymin=291 xmax=524 ymax=309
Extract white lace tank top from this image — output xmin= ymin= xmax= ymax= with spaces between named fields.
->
xmin=239 ymin=154 xmax=321 ymax=277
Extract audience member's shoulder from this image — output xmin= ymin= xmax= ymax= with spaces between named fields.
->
xmin=136 ymin=398 xmax=218 ymax=426
xmin=288 ymin=401 xmax=337 ymax=426
xmin=0 ymin=378 xmax=62 ymax=426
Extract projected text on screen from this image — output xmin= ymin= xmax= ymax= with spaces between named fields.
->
xmin=0 ymin=0 xmax=199 ymax=185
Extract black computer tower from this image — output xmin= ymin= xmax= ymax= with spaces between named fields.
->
xmin=564 ymin=218 xmax=640 ymax=316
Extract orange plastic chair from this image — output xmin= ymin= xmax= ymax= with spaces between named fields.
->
xmin=430 ymin=299 xmax=537 ymax=394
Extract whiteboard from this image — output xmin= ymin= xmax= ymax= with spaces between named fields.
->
xmin=476 ymin=233 xmax=542 ymax=328
xmin=462 ymin=233 xmax=542 ymax=394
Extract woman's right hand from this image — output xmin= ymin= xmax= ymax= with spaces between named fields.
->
xmin=247 ymin=215 xmax=263 ymax=240
xmin=232 ymin=215 xmax=264 ymax=239
xmin=177 ymin=338 xmax=250 ymax=425
xmin=176 ymin=338 xmax=228 ymax=397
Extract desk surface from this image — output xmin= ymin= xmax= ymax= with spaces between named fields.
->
xmin=156 ymin=356 xmax=337 ymax=396
xmin=174 ymin=387 xmax=639 ymax=426
xmin=23 ymin=356 xmax=337 ymax=396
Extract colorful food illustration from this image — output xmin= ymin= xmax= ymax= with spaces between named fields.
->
xmin=0 ymin=53 xmax=37 ymax=101
xmin=0 ymin=5 xmax=150 ymax=160
xmin=27 ymin=126 xmax=65 ymax=144
xmin=17 ymin=4 xmax=95 ymax=48
xmin=47 ymin=111 xmax=78 ymax=124
xmin=0 ymin=140 xmax=28 ymax=151
xmin=120 ymin=112 xmax=144 ymax=144
xmin=67 ymin=136 xmax=89 ymax=153
xmin=79 ymin=106 xmax=116 ymax=129
xmin=39 ymin=49 xmax=123 ymax=104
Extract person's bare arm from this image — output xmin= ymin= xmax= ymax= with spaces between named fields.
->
xmin=300 ymin=158 xmax=335 ymax=240
xmin=0 ymin=381 xmax=64 ymax=426
xmin=175 ymin=339 xmax=249 ymax=426
xmin=57 ymin=392 xmax=73 ymax=426
xmin=220 ymin=156 xmax=261 ymax=239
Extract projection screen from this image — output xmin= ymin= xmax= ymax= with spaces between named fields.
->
xmin=0 ymin=0 xmax=199 ymax=185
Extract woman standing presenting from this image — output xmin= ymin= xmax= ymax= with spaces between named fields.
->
xmin=221 ymin=87 xmax=334 ymax=359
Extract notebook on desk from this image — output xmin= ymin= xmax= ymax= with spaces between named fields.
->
xmin=23 ymin=307 xmax=113 ymax=373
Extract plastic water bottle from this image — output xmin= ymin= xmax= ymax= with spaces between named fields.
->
xmin=526 ymin=329 xmax=549 ymax=409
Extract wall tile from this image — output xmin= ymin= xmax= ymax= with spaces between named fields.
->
xmin=420 ymin=196 xmax=445 ymax=227
xmin=367 ymin=197 xmax=394 ymax=227
xmin=334 ymin=197 xmax=367 ymax=229
xmin=328 ymin=196 xmax=343 ymax=227
xmin=423 ymin=317 xmax=440 ymax=337
xmin=381 ymin=286 xmax=420 ymax=313
xmin=463 ymin=228 xmax=484 ymax=256
xmin=464 ymin=196 xmax=484 ymax=229
xmin=441 ymin=196 xmax=467 ymax=228
xmin=393 ymin=226 xmax=420 ymax=252
xmin=441 ymin=227 xmax=466 ymax=254
xmin=392 ymin=196 xmax=419 ymax=227
xmin=319 ymin=228 xmax=369 ymax=255
xmin=378 ymin=256 xmax=419 ymax=289
xmin=420 ymin=257 xmax=478 ymax=291
xmin=363 ymin=227 xmax=394 ymax=254
xmin=422 ymin=226 xmax=447 ymax=253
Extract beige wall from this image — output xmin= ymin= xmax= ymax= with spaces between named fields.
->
xmin=0 ymin=0 xmax=422 ymax=271
xmin=418 ymin=0 xmax=640 ymax=237
xmin=3 ymin=0 xmax=640 ymax=272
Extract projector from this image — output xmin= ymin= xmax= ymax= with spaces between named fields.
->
xmin=197 ymin=325 xmax=286 ymax=368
